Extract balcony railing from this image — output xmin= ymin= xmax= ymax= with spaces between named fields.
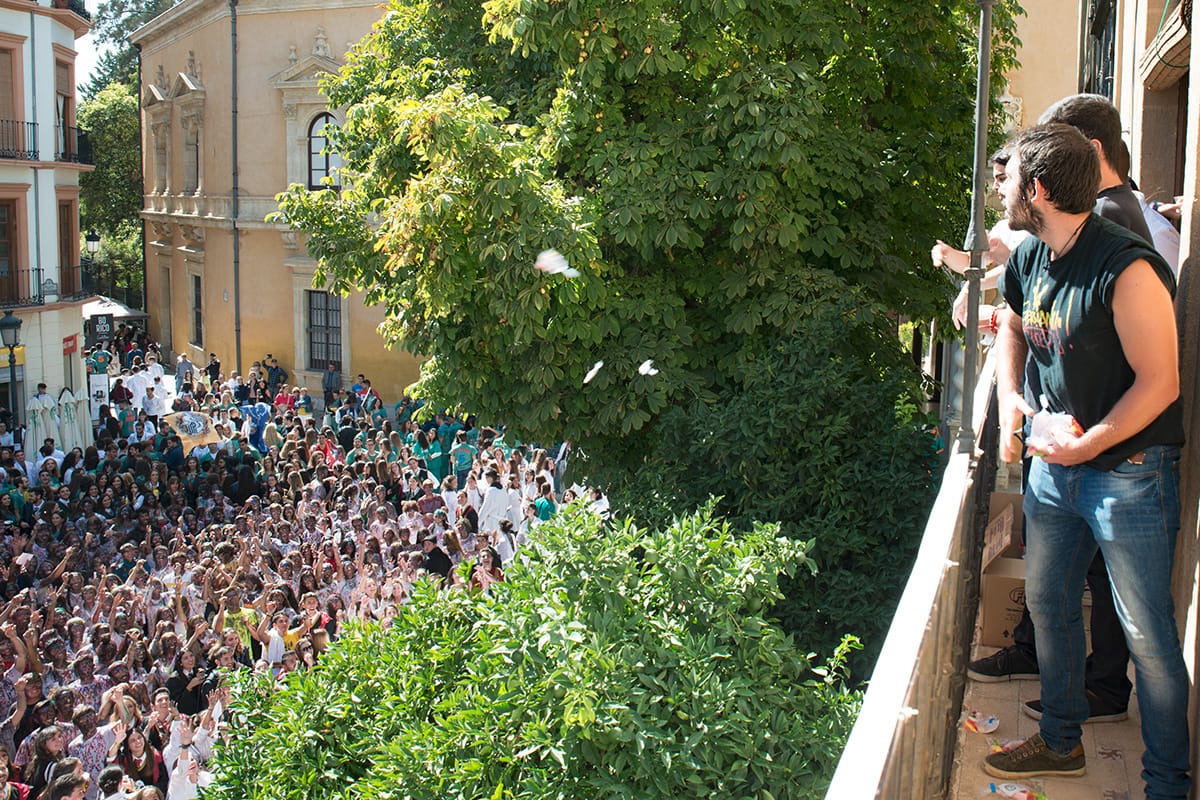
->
xmin=827 ymin=358 xmax=999 ymax=799
xmin=55 ymin=127 xmax=92 ymax=164
xmin=50 ymin=0 xmax=91 ymax=20
xmin=0 ymin=267 xmax=44 ymax=308
xmin=0 ymin=120 xmax=37 ymax=161
xmin=59 ymin=263 xmax=86 ymax=301
xmin=61 ymin=261 xmax=144 ymax=309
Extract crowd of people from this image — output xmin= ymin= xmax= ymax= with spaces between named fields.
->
xmin=0 ymin=335 xmax=596 ymax=800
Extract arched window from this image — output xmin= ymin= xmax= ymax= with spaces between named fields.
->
xmin=308 ymin=113 xmax=342 ymax=189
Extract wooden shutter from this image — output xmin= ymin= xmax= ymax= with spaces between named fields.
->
xmin=58 ymin=201 xmax=73 ymax=273
xmin=0 ymin=51 xmax=15 ymax=121
xmin=55 ymin=61 xmax=70 ymax=98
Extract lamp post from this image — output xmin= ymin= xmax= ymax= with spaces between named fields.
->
xmin=84 ymin=231 xmax=100 ymax=296
xmin=0 ymin=311 xmax=21 ymax=446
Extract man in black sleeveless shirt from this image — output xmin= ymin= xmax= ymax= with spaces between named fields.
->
xmin=981 ymin=124 xmax=1188 ymax=798
xmin=969 ymin=94 xmax=1156 ymax=723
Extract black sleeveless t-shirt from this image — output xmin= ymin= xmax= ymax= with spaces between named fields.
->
xmin=1000 ymin=214 xmax=1184 ymax=471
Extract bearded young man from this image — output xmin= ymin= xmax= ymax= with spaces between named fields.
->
xmin=982 ymin=123 xmax=1188 ymax=800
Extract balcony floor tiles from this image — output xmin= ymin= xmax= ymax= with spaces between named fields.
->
xmin=950 ymin=643 xmax=1147 ymax=800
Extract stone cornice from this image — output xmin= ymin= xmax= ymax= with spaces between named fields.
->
xmin=131 ymin=0 xmax=381 ymax=50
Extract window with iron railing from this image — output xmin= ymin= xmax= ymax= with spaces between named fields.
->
xmin=0 ymin=201 xmax=40 ymax=307
xmin=307 ymin=290 xmax=342 ymax=371
xmin=0 ymin=120 xmax=37 ymax=161
xmin=191 ymin=274 xmax=203 ymax=346
xmin=54 ymin=127 xmax=91 ymax=163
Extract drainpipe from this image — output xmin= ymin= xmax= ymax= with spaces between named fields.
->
xmin=230 ymin=0 xmax=242 ymax=373
xmin=29 ymin=9 xmax=43 ymax=300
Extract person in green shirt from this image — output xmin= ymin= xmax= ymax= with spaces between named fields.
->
xmin=216 ymin=588 xmax=262 ymax=657
xmin=449 ymin=431 xmax=477 ymax=485
xmin=117 ymin=402 xmax=139 ymax=438
xmin=395 ymin=397 xmax=420 ymax=427
xmin=533 ymin=482 xmax=557 ymax=521
xmin=346 ymin=442 xmax=370 ymax=466
xmin=87 ymin=345 xmax=114 ymax=375
xmin=436 ymin=414 xmax=462 ymax=451
xmin=412 ymin=429 xmax=445 ymax=482
xmin=228 ymin=433 xmax=260 ymax=461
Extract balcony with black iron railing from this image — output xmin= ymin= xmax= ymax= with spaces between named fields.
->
xmin=61 ymin=261 xmax=144 ymax=309
xmin=59 ymin=263 xmax=86 ymax=301
xmin=0 ymin=267 xmax=43 ymax=308
xmin=55 ymin=127 xmax=92 ymax=165
xmin=49 ymin=0 xmax=91 ymax=20
xmin=0 ymin=121 xmax=37 ymax=161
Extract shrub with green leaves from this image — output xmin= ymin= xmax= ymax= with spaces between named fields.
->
xmin=206 ymin=507 xmax=861 ymax=799
xmin=591 ymin=291 xmax=938 ymax=676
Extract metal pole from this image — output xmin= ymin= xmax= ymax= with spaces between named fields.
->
xmin=956 ymin=0 xmax=995 ymax=452
xmin=8 ymin=346 xmax=16 ymax=446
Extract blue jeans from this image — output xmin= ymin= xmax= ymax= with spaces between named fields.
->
xmin=1023 ymin=445 xmax=1189 ymax=799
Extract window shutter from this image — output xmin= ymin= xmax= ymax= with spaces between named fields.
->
xmin=0 ymin=51 xmax=15 ymax=121
xmin=55 ymin=61 xmax=70 ymax=98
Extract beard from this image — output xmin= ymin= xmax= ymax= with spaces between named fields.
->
xmin=1006 ymin=187 xmax=1044 ymax=236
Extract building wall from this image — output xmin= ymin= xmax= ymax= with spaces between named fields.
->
xmin=1113 ymin=0 xmax=1186 ymax=200
xmin=0 ymin=1 xmax=90 ymax=416
xmin=1177 ymin=23 xmax=1200 ymax=774
xmin=15 ymin=303 xmax=84 ymax=393
xmin=134 ymin=0 xmax=421 ymax=402
xmin=1079 ymin=0 xmax=1200 ymax=774
xmin=1003 ymin=0 xmax=1083 ymax=127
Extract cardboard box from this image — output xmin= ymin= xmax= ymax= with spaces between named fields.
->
xmin=984 ymin=491 xmax=1022 ymax=527
xmin=979 ymin=557 xmax=1026 ymax=648
xmin=982 ymin=491 xmax=1024 ymax=571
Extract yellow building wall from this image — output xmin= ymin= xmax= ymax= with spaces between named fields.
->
xmin=347 ymin=295 xmax=422 ymax=397
xmin=137 ymin=0 xmax=422 ymax=405
xmin=1003 ymin=0 xmax=1083 ymax=127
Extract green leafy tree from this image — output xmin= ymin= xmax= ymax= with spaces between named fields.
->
xmin=279 ymin=0 xmax=1019 ymax=450
xmin=90 ymin=0 xmax=178 ymax=50
xmin=79 ymin=83 xmax=143 ymax=293
xmin=80 ymin=48 xmax=138 ymax=100
xmin=276 ymin=0 xmax=1021 ymax=663
xmin=596 ymin=288 xmax=939 ymax=673
xmin=88 ymin=221 xmax=144 ymax=296
xmin=78 ymin=2 xmax=179 ymax=300
xmin=79 ymin=82 xmax=142 ymax=235
xmin=207 ymin=507 xmax=862 ymax=799
xmin=82 ymin=0 xmax=180 ymax=98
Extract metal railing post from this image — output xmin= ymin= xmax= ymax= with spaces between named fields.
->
xmin=956 ymin=0 xmax=995 ymax=452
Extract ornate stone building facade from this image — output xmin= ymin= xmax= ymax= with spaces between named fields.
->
xmin=133 ymin=0 xmax=421 ymax=399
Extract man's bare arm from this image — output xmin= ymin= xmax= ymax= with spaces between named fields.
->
xmin=994 ymin=306 xmax=1033 ymax=462
xmin=1043 ymin=259 xmax=1179 ymax=465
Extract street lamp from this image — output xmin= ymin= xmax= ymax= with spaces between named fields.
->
xmin=0 ymin=311 xmax=21 ymax=446
xmin=83 ymin=231 xmax=101 ymax=297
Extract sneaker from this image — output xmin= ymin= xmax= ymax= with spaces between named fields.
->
xmin=1022 ymin=691 xmax=1128 ymax=723
xmin=984 ymin=733 xmax=1086 ymax=779
xmin=967 ymin=646 xmax=1039 ymax=682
